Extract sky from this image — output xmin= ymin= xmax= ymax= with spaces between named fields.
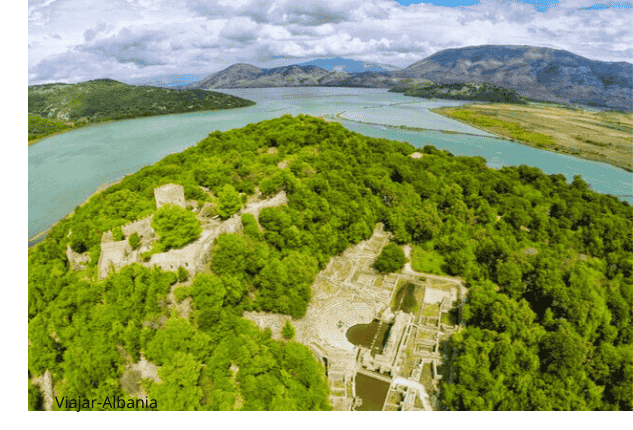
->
xmin=27 ymin=0 xmax=633 ymax=85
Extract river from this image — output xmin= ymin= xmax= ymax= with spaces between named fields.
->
xmin=28 ymin=87 xmax=633 ymax=244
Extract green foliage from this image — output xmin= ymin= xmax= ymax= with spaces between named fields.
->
xmin=282 ymin=320 xmax=296 ymax=340
xmin=28 ymin=382 xmax=44 ymax=411
xmin=411 ymin=244 xmax=447 ymax=276
xmin=217 ymin=184 xmax=243 ymax=219
xmin=28 ymin=115 xmax=633 ymax=411
xmin=448 ymin=110 xmax=554 ymax=148
xmin=391 ymin=82 xmax=527 ymax=103
xmin=151 ymin=204 xmax=202 ymax=251
xmin=148 ymin=352 xmax=204 ymax=411
xmin=177 ymin=266 xmax=189 ymax=282
xmin=128 ymin=232 xmax=141 ymax=250
xmin=173 ymin=286 xmax=190 ymax=303
xmin=112 ymin=226 xmax=124 ymax=241
xmin=241 ymin=213 xmax=261 ymax=240
xmin=28 ymin=79 xmax=255 ymax=140
xmin=28 ymin=113 xmax=69 ymax=141
xmin=374 ymin=243 xmax=407 ymax=273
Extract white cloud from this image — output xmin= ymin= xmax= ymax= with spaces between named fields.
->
xmin=28 ymin=0 xmax=633 ymax=85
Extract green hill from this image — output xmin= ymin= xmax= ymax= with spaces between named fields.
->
xmin=28 ymin=113 xmax=71 ymax=141
xmin=390 ymin=81 xmax=527 ymax=103
xmin=28 ymin=116 xmax=632 ymax=410
xmin=28 ymin=79 xmax=255 ymax=142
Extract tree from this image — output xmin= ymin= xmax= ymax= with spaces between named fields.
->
xmin=151 ymin=204 xmax=202 ymax=251
xmin=217 ymin=184 xmax=242 ymax=219
xmin=374 ymin=243 xmax=407 ymax=273
xmin=148 ymin=352 xmax=203 ymax=411
xmin=281 ymin=320 xmax=295 ymax=340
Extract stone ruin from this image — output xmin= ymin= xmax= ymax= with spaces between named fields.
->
xmin=154 ymin=183 xmax=185 ymax=209
xmin=96 ymin=184 xmax=289 ymax=280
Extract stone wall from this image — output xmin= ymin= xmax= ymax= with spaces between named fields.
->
xmin=98 ymin=241 xmax=133 ymax=279
xmin=154 ymin=183 xmax=185 ymax=209
xmin=66 ymin=245 xmax=91 ymax=271
xmin=97 ymin=191 xmax=288 ymax=279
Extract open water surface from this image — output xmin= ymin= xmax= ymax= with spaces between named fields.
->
xmin=29 ymin=87 xmax=633 ymax=243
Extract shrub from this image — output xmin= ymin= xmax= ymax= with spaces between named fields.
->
xmin=129 ymin=232 xmax=141 ymax=250
xmin=374 ymin=243 xmax=407 ymax=273
xmin=281 ymin=320 xmax=295 ymax=340
xmin=177 ymin=266 xmax=189 ymax=282
xmin=113 ymin=226 xmax=124 ymax=241
xmin=217 ymin=184 xmax=242 ymax=219
xmin=173 ymin=286 xmax=190 ymax=303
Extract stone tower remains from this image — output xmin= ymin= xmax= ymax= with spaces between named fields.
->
xmin=154 ymin=183 xmax=186 ymax=209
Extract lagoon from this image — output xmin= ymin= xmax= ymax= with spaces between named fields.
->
xmin=28 ymin=87 xmax=633 ymax=243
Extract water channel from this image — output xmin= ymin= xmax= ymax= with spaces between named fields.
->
xmin=29 ymin=87 xmax=633 ymax=243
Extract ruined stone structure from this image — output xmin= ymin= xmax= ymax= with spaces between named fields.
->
xmin=66 ymin=245 xmax=91 ymax=271
xmin=243 ymin=224 xmax=466 ymax=411
xmin=99 ymin=241 xmax=134 ymax=279
xmin=96 ymin=187 xmax=289 ymax=279
xmin=154 ymin=183 xmax=185 ymax=209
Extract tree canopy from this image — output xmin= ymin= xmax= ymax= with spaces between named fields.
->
xmin=29 ymin=115 xmax=633 ymax=410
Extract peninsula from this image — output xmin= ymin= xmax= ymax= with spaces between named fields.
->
xmin=28 ymin=79 xmax=255 ymax=143
xmin=29 ymin=115 xmax=633 ymax=411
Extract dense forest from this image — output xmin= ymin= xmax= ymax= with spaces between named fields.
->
xmin=28 ymin=79 xmax=255 ymax=141
xmin=390 ymin=81 xmax=526 ymax=103
xmin=29 ymin=115 xmax=632 ymax=410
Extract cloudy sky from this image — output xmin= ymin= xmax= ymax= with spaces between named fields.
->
xmin=28 ymin=0 xmax=633 ymax=85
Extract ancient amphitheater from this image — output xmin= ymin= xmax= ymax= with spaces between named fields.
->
xmin=66 ymin=182 xmax=467 ymax=411
xmin=245 ymin=224 xmax=467 ymax=411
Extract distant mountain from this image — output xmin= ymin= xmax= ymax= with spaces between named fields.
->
xmin=122 ymin=74 xmax=210 ymax=88
xmin=186 ymin=63 xmax=404 ymax=90
xmin=294 ymin=58 xmax=400 ymax=73
xmin=187 ymin=46 xmax=632 ymax=110
xmin=189 ymin=63 xmax=264 ymax=89
xmin=397 ymin=45 xmax=633 ymax=111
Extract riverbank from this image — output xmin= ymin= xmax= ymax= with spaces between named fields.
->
xmin=28 ymin=102 xmax=258 ymax=146
xmin=431 ymin=104 xmax=633 ymax=173
xmin=28 ymin=177 xmax=124 ymax=249
xmin=323 ymin=112 xmax=500 ymax=140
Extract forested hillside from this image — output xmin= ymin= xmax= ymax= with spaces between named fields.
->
xmin=28 ymin=79 xmax=255 ymax=142
xmin=390 ymin=82 xmax=526 ymax=103
xmin=28 ymin=115 xmax=632 ymax=410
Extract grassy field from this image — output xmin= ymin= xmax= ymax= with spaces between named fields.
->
xmin=411 ymin=245 xmax=447 ymax=276
xmin=432 ymin=103 xmax=633 ymax=172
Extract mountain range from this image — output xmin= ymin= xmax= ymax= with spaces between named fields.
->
xmin=186 ymin=47 xmax=632 ymax=110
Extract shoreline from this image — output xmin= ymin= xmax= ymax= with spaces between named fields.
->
xmin=325 ymin=111 xmax=502 ymax=140
xmin=27 ymin=102 xmax=256 ymax=146
xmin=28 ymin=177 xmax=125 ymax=249
xmin=430 ymin=106 xmax=633 ymax=174
xmin=319 ymin=111 xmax=633 ymax=175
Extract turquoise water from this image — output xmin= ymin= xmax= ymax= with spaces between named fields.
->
xmin=28 ymin=88 xmax=633 ymax=242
